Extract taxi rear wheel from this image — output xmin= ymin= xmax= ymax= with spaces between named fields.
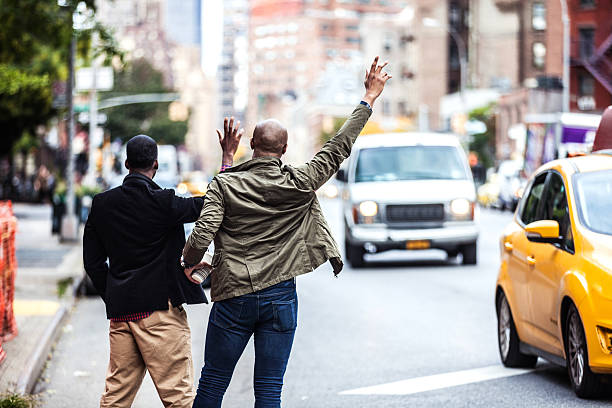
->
xmin=565 ymin=304 xmax=603 ymax=398
xmin=497 ymin=292 xmax=538 ymax=368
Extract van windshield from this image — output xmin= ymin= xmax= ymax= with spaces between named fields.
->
xmin=355 ymin=146 xmax=469 ymax=182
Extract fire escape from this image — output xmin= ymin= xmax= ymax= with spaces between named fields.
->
xmin=578 ymin=33 xmax=612 ymax=96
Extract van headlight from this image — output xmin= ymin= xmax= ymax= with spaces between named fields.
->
xmin=450 ymin=198 xmax=474 ymax=219
xmin=353 ymin=201 xmax=381 ymax=224
xmin=359 ymin=201 xmax=378 ymax=217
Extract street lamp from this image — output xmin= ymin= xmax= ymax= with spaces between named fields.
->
xmin=560 ymin=0 xmax=570 ymax=113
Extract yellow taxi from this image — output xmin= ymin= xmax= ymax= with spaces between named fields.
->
xmin=177 ymin=171 xmax=208 ymax=197
xmin=495 ymin=151 xmax=612 ymax=398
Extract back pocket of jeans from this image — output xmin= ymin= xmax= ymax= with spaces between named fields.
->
xmin=272 ymin=299 xmax=297 ymax=332
xmin=212 ymin=300 xmax=245 ymax=329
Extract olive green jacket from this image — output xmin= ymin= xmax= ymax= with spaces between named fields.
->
xmin=183 ymin=103 xmax=371 ymax=301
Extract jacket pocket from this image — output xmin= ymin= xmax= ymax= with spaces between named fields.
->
xmin=212 ymin=249 xmax=223 ymax=268
xmin=272 ymin=299 xmax=297 ymax=332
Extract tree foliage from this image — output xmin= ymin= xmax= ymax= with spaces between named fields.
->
xmin=0 ymin=0 xmax=121 ymax=156
xmin=103 ymin=59 xmax=188 ymax=145
xmin=468 ymin=103 xmax=497 ymax=169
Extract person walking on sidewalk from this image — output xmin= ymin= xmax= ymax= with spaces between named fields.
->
xmin=83 ymin=131 xmax=241 ymax=408
xmin=182 ymin=56 xmax=391 ymax=408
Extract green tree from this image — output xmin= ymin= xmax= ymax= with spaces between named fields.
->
xmin=468 ymin=103 xmax=497 ymax=169
xmin=103 ymin=59 xmax=188 ymax=145
xmin=0 ymin=0 xmax=121 ymax=157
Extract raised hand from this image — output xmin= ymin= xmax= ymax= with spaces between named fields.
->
xmin=218 ymin=116 xmax=244 ymax=166
xmin=363 ymin=56 xmax=391 ymax=107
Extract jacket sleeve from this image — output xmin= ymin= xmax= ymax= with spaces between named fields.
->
xmin=292 ymin=103 xmax=371 ymax=191
xmin=169 ymin=194 xmax=204 ymax=225
xmin=182 ymin=178 xmax=224 ymax=265
xmin=83 ymin=199 xmax=108 ymax=299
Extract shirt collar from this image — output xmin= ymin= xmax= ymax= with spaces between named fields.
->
xmin=123 ymin=173 xmax=162 ymax=190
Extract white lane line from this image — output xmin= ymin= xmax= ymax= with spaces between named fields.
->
xmin=339 ymin=365 xmax=536 ymax=396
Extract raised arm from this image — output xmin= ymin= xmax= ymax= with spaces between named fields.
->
xmin=294 ymin=56 xmax=391 ymax=191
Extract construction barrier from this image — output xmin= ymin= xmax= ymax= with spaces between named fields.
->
xmin=0 ymin=201 xmax=18 ymax=364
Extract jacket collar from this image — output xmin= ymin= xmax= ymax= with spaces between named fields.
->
xmin=224 ymin=156 xmax=282 ymax=173
xmin=123 ymin=173 xmax=162 ymax=190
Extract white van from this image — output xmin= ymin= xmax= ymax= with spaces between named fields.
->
xmin=337 ymin=132 xmax=478 ymax=267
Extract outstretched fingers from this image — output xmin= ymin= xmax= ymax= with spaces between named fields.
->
xmin=376 ymin=61 xmax=389 ymax=73
xmin=216 ymin=129 xmax=223 ymax=145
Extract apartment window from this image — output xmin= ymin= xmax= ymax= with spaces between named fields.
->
xmin=532 ymin=42 xmax=546 ymax=69
xmin=532 ymin=3 xmax=546 ymax=31
xmin=579 ymin=28 xmax=595 ymax=59
xmin=580 ymin=0 xmax=596 ymax=8
xmin=579 ymin=73 xmax=595 ymax=96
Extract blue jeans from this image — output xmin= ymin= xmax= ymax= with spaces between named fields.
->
xmin=193 ymin=279 xmax=298 ymax=408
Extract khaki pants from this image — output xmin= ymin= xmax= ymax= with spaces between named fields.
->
xmin=100 ymin=301 xmax=194 ymax=408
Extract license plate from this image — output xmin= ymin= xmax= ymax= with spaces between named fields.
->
xmin=405 ymin=240 xmax=431 ymax=250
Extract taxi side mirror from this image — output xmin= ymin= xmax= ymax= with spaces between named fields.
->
xmin=525 ymin=220 xmax=562 ymax=245
xmin=336 ymin=169 xmax=347 ymax=183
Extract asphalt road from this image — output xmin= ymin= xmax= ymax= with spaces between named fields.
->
xmin=37 ymin=200 xmax=612 ymax=407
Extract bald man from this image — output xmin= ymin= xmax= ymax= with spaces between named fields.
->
xmin=183 ymin=57 xmax=391 ymax=408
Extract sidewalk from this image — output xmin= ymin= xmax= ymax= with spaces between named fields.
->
xmin=0 ymin=203 xmax=83 ymax=394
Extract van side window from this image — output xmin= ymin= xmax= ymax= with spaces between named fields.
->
xmin=520 ymin=173 xmax=548 ymax=225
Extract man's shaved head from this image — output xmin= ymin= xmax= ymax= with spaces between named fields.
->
xmin=251 ymin=119 xmax=288 ymax=158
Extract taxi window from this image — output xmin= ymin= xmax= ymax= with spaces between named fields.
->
xmin=541 ymin=172 xmax=574 ymax=252
xmin=520 ymin=173 xmax=547 ymax=225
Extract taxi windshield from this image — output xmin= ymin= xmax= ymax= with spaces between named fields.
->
xmin=355 ymin=146 xmax=469 ymax=182
xmin=574 ymin=169 xmax=612 ymax=235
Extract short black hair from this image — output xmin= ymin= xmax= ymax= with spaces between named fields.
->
xmin=126 ymin=135 xmax=157 ymax=169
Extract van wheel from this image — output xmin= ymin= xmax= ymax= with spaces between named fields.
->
xmin=461 ymin=242 xmax=477 ymax=265
xmin=497 ymin=292 xmax=538 ymax=368
xmin=566 ymin=304 xmax=603 ymax=398
xmin=345 ymin=239 xmax=365 ymax=268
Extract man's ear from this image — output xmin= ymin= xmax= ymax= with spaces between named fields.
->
xmin=282 ymin=144 xmax=288 ymax=155
xmin=250 ymin=138 xmax=255 ymax=150
xmin=125 ymin=159 xmax=130 ymax=170
xmin=153 ymin=159 xmax=159 ymax=170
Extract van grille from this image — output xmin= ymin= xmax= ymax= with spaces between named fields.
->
xmin=386 ymin=204 xmax=445 ymax=223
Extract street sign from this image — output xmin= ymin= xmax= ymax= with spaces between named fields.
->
xmin=52 ymin=81 xmax=67 ymax=108
xmin=75 ymin=67 xmax=114 ymax=91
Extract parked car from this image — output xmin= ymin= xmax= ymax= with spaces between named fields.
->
xmin=496 ymin=160 xmax=524 ymax=211
xmin=337 ymin=132 xmax=478 ymax=267
xmin=495 ymin=151 xmax=612 ymax=398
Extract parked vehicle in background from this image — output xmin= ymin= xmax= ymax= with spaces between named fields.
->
xmin=496 ymin=160 xmax=524 ymax=212
xmin=337 ymin=132 xmax=478 ymax=267
xmin=496 ymin=151 xmax=612 ymax=398
xmin=477 ymin=172 xmax=501 ymax=208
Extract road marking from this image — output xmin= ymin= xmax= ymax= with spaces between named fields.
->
xmin=339 ymin=365 xmax=535 ymax=396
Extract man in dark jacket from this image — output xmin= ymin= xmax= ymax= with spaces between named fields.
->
xmin=84 ymin=129 xmax=241 ymax=407
xmin=182 ymin=57 xmax=390 ymax=408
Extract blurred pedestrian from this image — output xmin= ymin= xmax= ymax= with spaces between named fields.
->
xmin=83 ymin=134 xmax=239 ymax=408
xmin=182 ymin=56 xmax=391 ymax=408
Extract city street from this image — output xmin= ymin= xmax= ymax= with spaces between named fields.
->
xmin=37 ymin=199 xmax=612 ymax=407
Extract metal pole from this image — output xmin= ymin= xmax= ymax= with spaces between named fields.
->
xmin=560 ymin=0 xmax=570 ymax=113
xmin=61 ymin=34 xmax=78 ymax=241
xmin=87 ymin=31 xmax=98 ymax=184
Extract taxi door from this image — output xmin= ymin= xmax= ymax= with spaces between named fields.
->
xmin=527 ymin=171 xmax=574 ymax=355
xmin=504 ymin=172 xmax=549 ymax=336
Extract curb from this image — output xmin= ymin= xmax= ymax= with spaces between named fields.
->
xmin=15 ymin=306 xmax=68 ymax=394
xmin=15 ymin=244 xmax=84 ymax=395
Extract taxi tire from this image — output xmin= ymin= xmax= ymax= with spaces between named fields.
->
xmin=461 ymin=242 xmax=477 ymax=265
xmin=345 ymin=239 xmax=365 ymax=268
xmin=565 ymin=304 xmax=604 ymax=399
xmin=497 ymin=293 xmax=538 ymax=368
